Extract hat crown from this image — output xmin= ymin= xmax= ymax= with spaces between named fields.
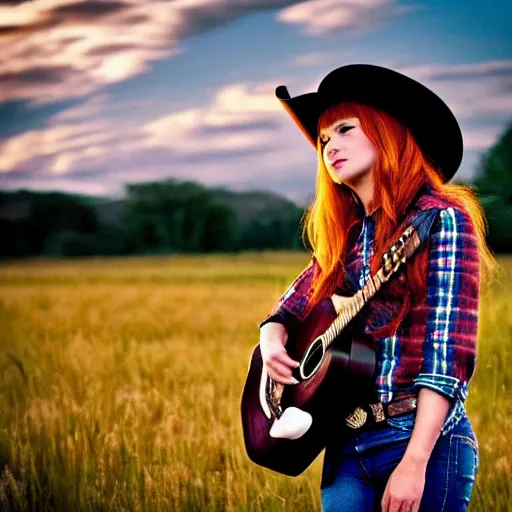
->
xmin=276 ymin=64 xmax=463 ymax=182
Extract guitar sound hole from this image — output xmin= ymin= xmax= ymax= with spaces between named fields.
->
xmin=302 ymin=339 xmax=324 ymax=379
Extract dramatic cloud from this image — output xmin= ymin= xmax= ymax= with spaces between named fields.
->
xmin=48 ymin=94 xmax=109 ymax=122
xmin=0 ymin=78 xmax=317 ymax=199
xmin=292 ymin=52 xmax=330 ymax=67
xmin=0 ymin=0 xmax=411 ymax=105
xmin=277 ymin=0 xmax=418 ymax=36
xmin=0 ymin=0 xmax=290 ymax=104
xmin=391 ymin=60 xmax=512 ymax=185
xmin=399 ymin=60 xmax=512 ymax=82
xmin=0 ymin=0 xmax=179 ymax=104
xmin=2 ymin=59 xmax=511 ymax=200
xmin=143 ymin=82 xmax=283 ymax=153
xmin=394 ymin=60 xmax=512 ymax=120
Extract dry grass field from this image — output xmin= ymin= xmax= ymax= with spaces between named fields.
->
xmin=0 ymin=253 xmax=511 ymax=511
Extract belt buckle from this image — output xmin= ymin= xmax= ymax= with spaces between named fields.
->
xmin=370 ymin=402 xmax=386 ymax=423
xmin=344 ymin=407 xmax=368 ymax=429
xmin=388 ymin=397 xmax=417 ymax=416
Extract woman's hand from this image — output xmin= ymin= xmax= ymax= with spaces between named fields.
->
xmin=259 ymin=322 xmax=300 ymax=385
xmin=381 ymin=456 xmax=427 ymax=512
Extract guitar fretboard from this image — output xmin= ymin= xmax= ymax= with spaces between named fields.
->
xmin=320 ymin=227 xmax=421 ymax=350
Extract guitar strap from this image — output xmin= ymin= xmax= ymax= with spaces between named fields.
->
xmin=405 ymin=207 xmax=441 ymax=247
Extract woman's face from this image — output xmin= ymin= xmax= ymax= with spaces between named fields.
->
xmin=319 ymin=116 xmax=377 ymax=186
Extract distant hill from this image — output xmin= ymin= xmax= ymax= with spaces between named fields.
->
xmin=209 ymin=188 xmax=304 ymax=223
xmin=0 ymin=187 xmax=305 ymax=224
xmin=86 ymin=187 xmax=306 ymax=228
xmin=0 ymin=183 xmax=308 ymax=256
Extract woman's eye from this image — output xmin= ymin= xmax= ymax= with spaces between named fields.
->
xmin=319 ymin=126 xmax=353 ymax=146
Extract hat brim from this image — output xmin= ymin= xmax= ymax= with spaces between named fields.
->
xmin=276 ymin=64 xmax=463 ymax=182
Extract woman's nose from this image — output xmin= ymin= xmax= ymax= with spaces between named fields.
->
xmin=328 ymin=146 xmax=339 ymax=160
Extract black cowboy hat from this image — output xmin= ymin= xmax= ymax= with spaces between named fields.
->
xmin=275 ymin=64 xmax=462 ymax=182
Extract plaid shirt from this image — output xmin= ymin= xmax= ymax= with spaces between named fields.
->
xmin=260 ymin=190 xmax=480 ymax=426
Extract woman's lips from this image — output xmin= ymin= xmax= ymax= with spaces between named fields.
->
xmin=332 ymin=159 xmax=347 ymax=170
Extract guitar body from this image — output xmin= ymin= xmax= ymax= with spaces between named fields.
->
xmin=240 ymin=298 xmax=376 ymax=476
xmin=241 ymin=211 xmax=437 ymax=476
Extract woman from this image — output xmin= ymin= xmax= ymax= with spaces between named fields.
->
xmin=258 ymin=65 xmax=494 ymax=512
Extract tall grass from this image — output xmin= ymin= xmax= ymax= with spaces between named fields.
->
xmin=0 ymin=253 xmax=511 ymax=511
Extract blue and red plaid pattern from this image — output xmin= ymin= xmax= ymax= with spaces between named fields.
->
xmin=413 ymin=207 xmax=479 ymax=399
xmin=260 ymin=258 xmax=317 ymax=328
xmin=260 ymin=190 xmax=480 ymax=412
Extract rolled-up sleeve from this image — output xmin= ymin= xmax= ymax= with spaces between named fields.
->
xmin=259 ymin=257 xmax=318 ymax=332
xmin=413 ymin=207 xmax=480 ymax=401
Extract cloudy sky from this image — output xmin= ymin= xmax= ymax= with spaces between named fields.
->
xmin=0 ymin=0 xmax=510 ymax=202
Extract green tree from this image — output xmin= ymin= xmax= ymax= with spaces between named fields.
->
xmin=0 ymin=191 xmax=99 ymax=257
xmin=473 ymin=122 xmax=512 ymax=253
xmin=122 ymin=180 xmax=238 ymax=253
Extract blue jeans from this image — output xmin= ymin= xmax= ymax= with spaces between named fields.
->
xmin=321 ymin=409 xmax=479 ymax=512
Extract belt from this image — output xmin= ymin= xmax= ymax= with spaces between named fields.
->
xmin=344 ymin=393 xmax=418 ymax=430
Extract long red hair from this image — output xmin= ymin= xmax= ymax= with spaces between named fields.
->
xmin=303 ymin=102 xmax=494 ymax=314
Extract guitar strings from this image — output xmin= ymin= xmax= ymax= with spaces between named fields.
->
xmin=320 ymin=272 xmax=384 ymax=350
xmin=265 ymin=225 xmax=420 ymax=417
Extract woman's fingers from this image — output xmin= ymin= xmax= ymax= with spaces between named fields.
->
xmin=398 ymin=501 xmax=414 ymax=512
xmin=266 ymin=353 xmax=300 ymax=384
xmin=260 ymin=339 xmax=300 ymax=385
xmin=267 ymin=358 xmax=292 ymax=376
xmin=267 ymin=370 xmax=297 ymax=385
xmin=273 ymin=350 xmax=300 ymax=369
xmin=381 ymin=479 xmax=390 ymax=512
xmin=268 ymin=351 xmax=299 ymax=375
xmin=283 ymin=353 xmax=301 ymax=369
xmin=267 ymin=360 xmax=298 ymax=384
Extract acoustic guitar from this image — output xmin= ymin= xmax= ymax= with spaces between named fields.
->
xmin=240 ymin=208 xmax=439 ymax=476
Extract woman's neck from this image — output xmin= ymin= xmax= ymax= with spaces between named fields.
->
xmin=356 ymin=189 xmax=374 ymax=216
xmin=347 ymin=175 xmax=375 ymax=216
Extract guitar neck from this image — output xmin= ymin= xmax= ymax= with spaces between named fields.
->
xmin=320 ymin=226 xmax=421 ymax=350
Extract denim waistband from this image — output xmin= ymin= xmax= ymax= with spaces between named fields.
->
xmin=331 ymin=399 xmax=468 ymax=455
